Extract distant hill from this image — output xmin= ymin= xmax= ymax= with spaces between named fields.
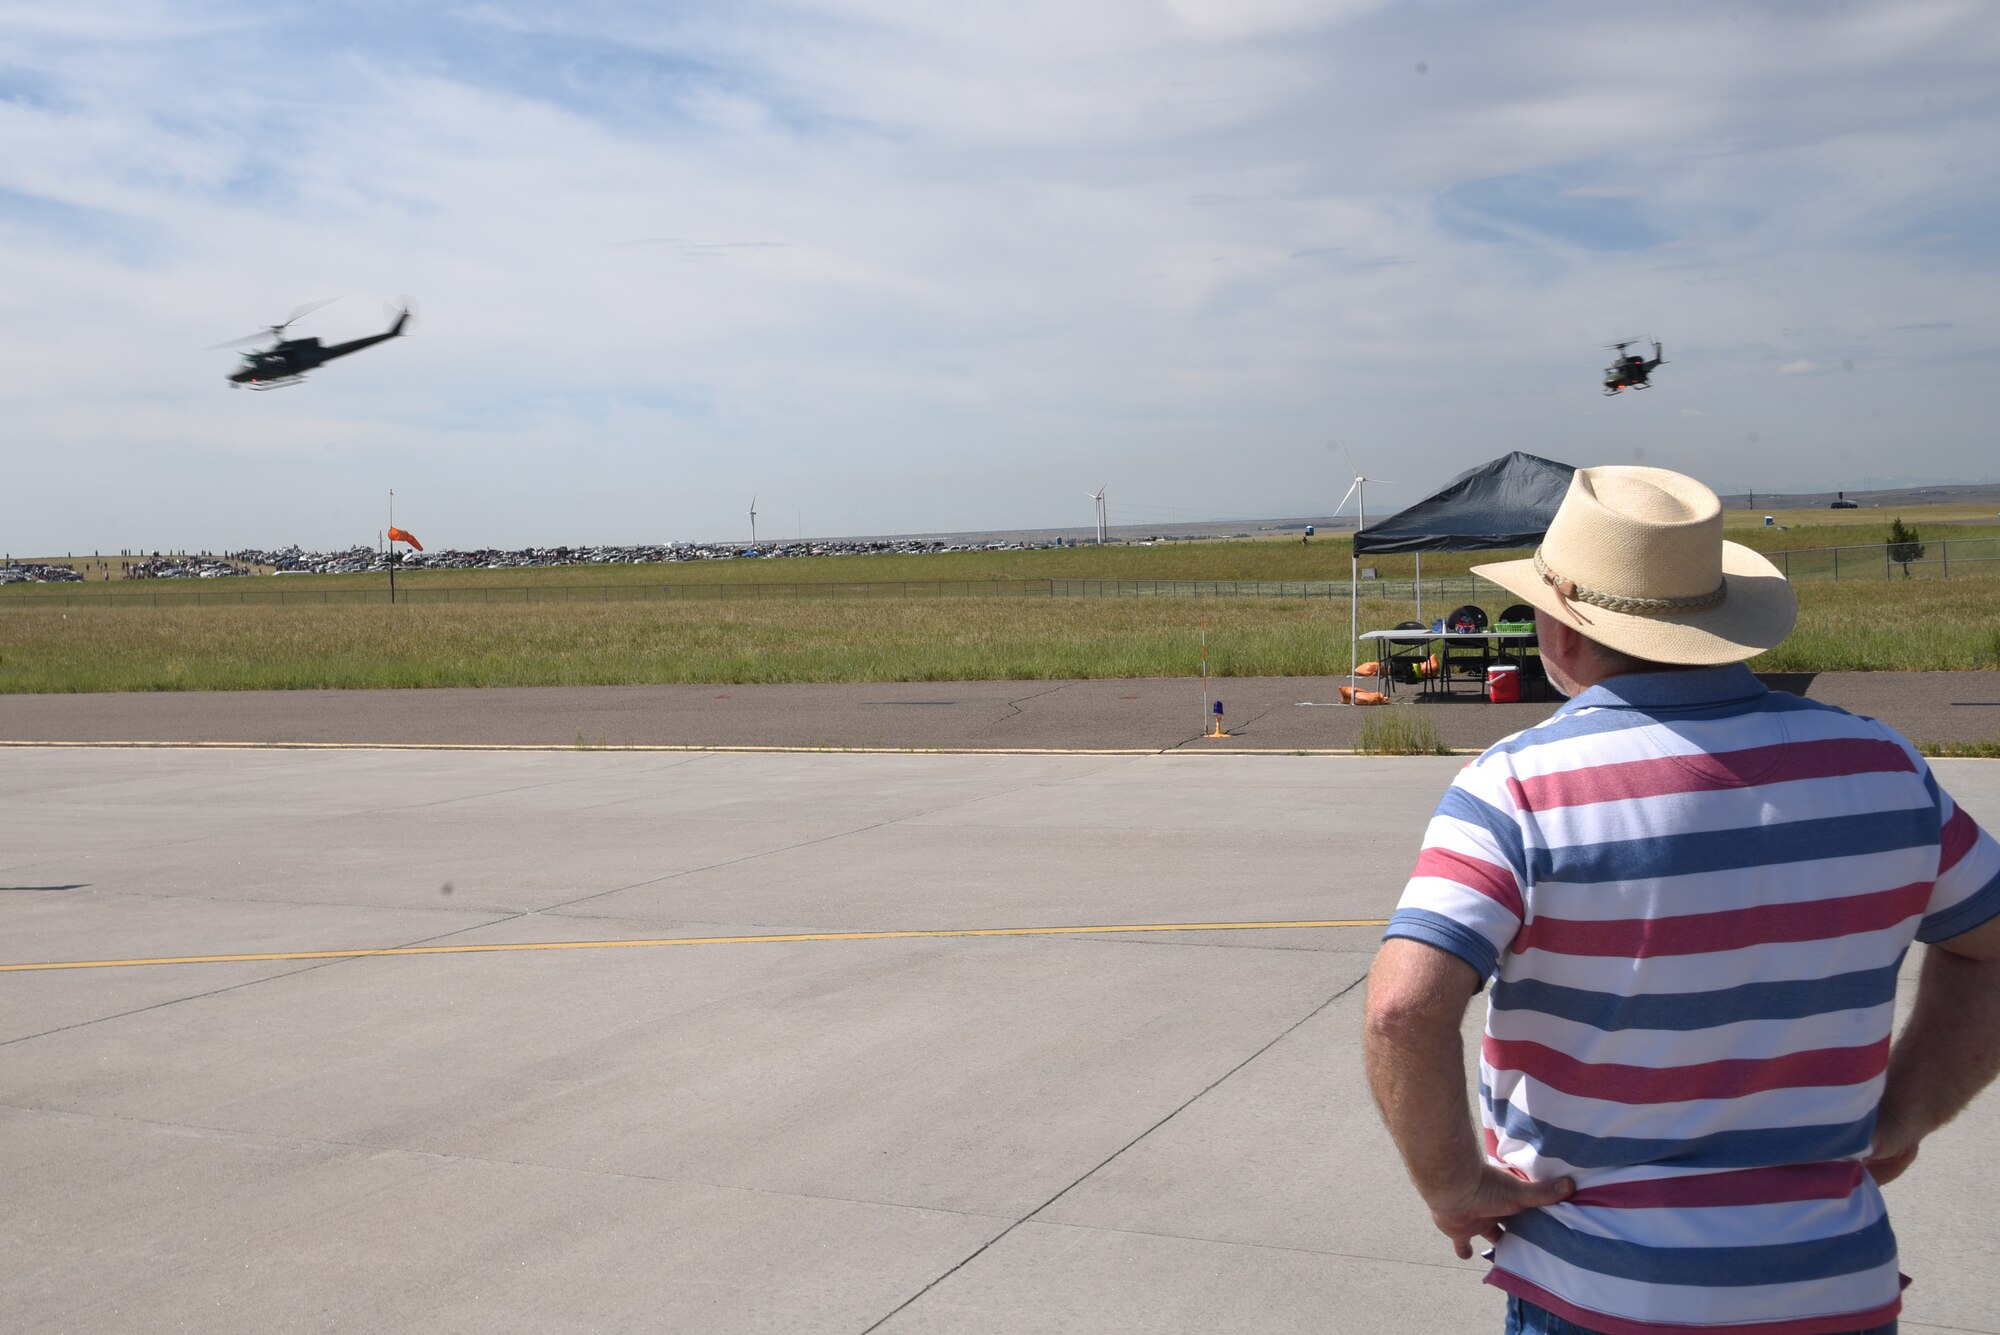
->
xmin=1717 ymin=481 xmax=2000 ymax=513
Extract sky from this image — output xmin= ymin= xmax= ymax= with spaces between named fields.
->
xmin=3 ymin=0 xmax=1997 ymax=553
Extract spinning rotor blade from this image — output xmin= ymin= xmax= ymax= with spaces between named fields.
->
xmin=1336 ymin=479 xmax=1362 ymax=514
xmin=208 ymin=296 xmax=340 ymax=350
xmin=206 ymin=330 xmax=276 ymax=350
xmin=283 ymin=296 xmax=339 ymax=328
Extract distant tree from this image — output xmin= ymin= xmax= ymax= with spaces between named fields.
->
xmin=1887 ymin=517 xmax=1926 ymax=577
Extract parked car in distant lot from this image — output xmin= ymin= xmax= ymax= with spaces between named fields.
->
xmin=1830 ymin=499 xmax=1859 ymax=509
xmin=0 ymin=563 xmax=82 ymax=583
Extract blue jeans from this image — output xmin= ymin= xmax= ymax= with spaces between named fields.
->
xmin=1506 ymin=1295 xmax=1896 ymax=1334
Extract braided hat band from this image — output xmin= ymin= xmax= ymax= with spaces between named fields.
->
xmin=1533 ymin=548 xmax=1726 ymax=621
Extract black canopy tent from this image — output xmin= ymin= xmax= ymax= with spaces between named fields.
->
xmin=1353 ymin=450 xmax=1576 ymax=554
xmin=1342 ymin=451 xmax=1575 ymax=700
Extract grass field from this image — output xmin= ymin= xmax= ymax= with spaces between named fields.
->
xmin=0 ymin=599 xmax=1363 ymax=692
xmin=3 ymin=570 xmax=1996 ymax=693
xmin=4 ymin=506 xmax=1997 ymax=692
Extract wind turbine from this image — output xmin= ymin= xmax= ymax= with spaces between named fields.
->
xmin=1087 ymin=486 xmax=1107 ymax=544
xmin=1334 ymin=446 xmax=1392 ymax=535
xmin=748 ymin=495 xmax=758 ymax=548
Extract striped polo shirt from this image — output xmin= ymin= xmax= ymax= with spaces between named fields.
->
xmin=1385 ymin=664 xmax=2000 ymax=1335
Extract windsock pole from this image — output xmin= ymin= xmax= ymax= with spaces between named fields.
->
xmin=1201 ymin=618 xmax=1210 ymax=729
xmin=1201 ymin=618 xmax=1228 ymax=737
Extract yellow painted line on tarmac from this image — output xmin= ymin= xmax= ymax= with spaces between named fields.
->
xmin=0 ymin=919 xmax=1388 ymax=973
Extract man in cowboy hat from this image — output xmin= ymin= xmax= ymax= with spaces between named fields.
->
xmin=1362 ymin=465 xmax=2000 ymax=1334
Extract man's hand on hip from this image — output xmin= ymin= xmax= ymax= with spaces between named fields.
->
xmin=1426 ymin=1164 xmax=1575 ymax=1260
xmin=1865 ymin=1108 xmax=1922 ymax=1187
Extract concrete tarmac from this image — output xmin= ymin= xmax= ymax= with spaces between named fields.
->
xmin=5 ymin=745 xmax=2000 ymax=1333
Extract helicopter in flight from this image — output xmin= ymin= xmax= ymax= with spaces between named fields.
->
xmin=1602 ymin=337 xmax=1665 ymax=395
xmin=213 ymin=299 xmax=410 ymax=389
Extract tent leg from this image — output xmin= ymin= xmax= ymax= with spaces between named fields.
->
xmin=1415 ymin=552 xmax=1422 ymax=628
xmin=1348 ymin=554 xmax=1358 ymax=705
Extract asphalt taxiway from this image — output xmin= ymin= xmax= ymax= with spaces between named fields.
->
xmin=3 ymin=670 xmax=1998 ymax=752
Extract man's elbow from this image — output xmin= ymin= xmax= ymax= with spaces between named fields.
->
xmin=1364 ymin=939 xmax=1483 ymax=1043
xmin=1364 ymin=974 xmax=1464 ymax=1042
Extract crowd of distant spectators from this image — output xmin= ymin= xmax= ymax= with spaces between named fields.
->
xmin=205 ymin=536 xmax=1058 ymax=577
xmin=7 ymin=535 xmax=1079 ymax=583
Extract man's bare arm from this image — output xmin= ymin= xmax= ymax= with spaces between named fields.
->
xmin=1363 ymin=938 xmax=1572 ymax=1257
xmin=1870 ymin=909 xmax=2000 ymax=1184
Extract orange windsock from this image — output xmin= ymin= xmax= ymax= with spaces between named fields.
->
xmin=388 ymin=527 xmax=423 ymax=551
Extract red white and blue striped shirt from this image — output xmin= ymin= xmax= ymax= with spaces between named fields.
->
xmin=1386 ymin=665 xmax=2000 ymax=1335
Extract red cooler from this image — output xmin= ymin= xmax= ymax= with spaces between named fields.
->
xmin=1486 ymin=663 xmax=1520 ymax=703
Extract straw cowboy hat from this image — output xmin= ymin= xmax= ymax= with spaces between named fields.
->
xmin=1471 ymin=465 xmax=1796 ymax=666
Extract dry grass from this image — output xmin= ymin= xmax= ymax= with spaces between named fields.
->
xmin=1357 ymin=711 xmax=1453 ymax=756
xmin=0 ymin=598 xmax=1358 ymax=693
xmin=1919 ymin=740 xmax=2000 ymax=758
xmin=1751 ymin=578 xmax=2000 ymax=672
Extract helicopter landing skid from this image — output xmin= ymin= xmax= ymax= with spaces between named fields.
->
xmin=244 ymin=375 xmax=307 ymax=391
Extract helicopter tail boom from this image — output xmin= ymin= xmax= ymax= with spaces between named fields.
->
xmin=315 ymin=307 xmax=411 ymax=363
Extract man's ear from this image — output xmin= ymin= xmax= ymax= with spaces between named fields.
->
xmin=1540 ymin=616 xmax=1575 ymax=659
xmin=1536 ymin=610 xmax=1575 ymax=658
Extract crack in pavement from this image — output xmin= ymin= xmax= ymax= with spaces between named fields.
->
xmin=997 ymin=682 xmax=1072 ymax=727
xmin=857 ymin=970 xmax=1367 ymax=1333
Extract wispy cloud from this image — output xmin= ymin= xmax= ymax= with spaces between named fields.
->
xmin=0 ymin=0 xmax=1996 ymax=549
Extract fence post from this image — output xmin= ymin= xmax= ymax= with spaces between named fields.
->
xmin=1781 ymin=551 xmax=1789 ymax=579
xmin=1833 ymin=548 xmax=1839 ymax=580
xmin=1885 ymin=545 xmax=1890 ymax=580
xmin=1943 ymin=540 xmax=1949 ymax=578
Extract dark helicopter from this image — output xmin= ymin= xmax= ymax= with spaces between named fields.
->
xmin=1603 ymin=338 xmax=1665 ymax=395
xmin=214 ymin=299 xmax=410 ymax=389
